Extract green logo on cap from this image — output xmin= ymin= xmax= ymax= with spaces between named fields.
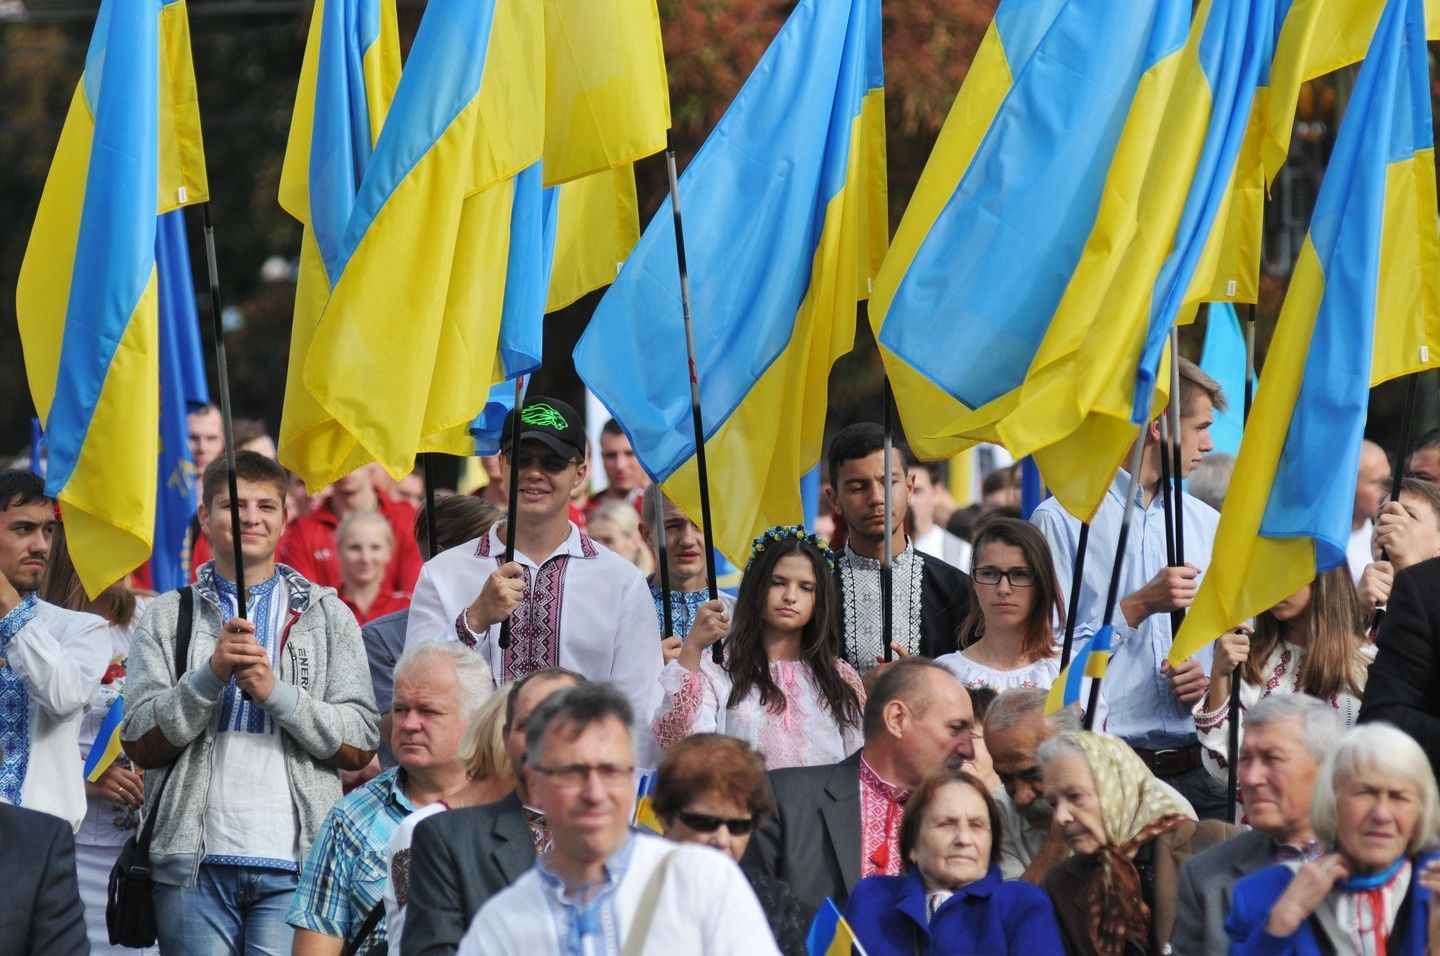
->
xmin=521 ymin=403 xmax=570 ymax=431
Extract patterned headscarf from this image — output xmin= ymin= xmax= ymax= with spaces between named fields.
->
xmin=1060 ymin=731 xmax=1190 ymax=956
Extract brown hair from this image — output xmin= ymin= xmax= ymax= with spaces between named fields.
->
xmin=958 ymin=516 xmax=1064 ymax=664
xmin=651 ymin=733 xmax=774 ymax=820
xmin=1177 ymin=357 xmax=1228 ymax=416
xmin=200 ymin=450 xmax=289 ymax=510
xmin=1243 ymin=567 xmax=1367 ymax=699
xmin=1387 ymin=477 xmax=1440 ymax=527
xmin=39 ymin=523 xmax=137 ymax=627
xmin=898 ymin=768 xmax=1002 ymax=873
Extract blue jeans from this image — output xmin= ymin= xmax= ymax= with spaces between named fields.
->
xmin=153 ymin=865 xmax=298 ymax=955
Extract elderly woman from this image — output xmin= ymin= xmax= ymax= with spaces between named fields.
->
xmin=653 ymin=734 xmax=806 ymax=956
xmin=1226 ymin=723 xmax=1440 ymax=954
xmin=843 ymin=767 xmax=1062 ymax=954
xmin=1037 ymin=730 xmax=1235 ymax=955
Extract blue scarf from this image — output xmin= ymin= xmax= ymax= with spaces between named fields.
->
xmin=0 ymin=593 xmax=39 ymax=804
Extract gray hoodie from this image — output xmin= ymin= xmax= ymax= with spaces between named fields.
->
xmin=121 ymin=564 xmax=379 ymax=887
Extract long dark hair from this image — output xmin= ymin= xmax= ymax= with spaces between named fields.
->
xmin=40 ymin=523 xmax=137 ymax=628
xmin=1243 ymin=567 xmax=1367 ymax=699
xmin=726 ymin=536 xmax=861 ymax=729
xmin=958 ymin=516 xmax=1063 ymax=664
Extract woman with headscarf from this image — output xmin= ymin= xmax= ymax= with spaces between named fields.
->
xmin=1037 ymin=730 xmax=1235 ymax=955
xmin=1226 ymin=723 xmax=1440 ymax=954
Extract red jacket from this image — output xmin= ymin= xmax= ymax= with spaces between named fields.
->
xmin=277 ymin=493 xmax=422 ymax=593
xmin=339 ymin=588 xmax=412 ymax=626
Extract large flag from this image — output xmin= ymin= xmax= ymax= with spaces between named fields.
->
xmin=17 ymin=0 xmax=208 ymax=597
xmin=872 ymin=0 xmax=1191 ymax=464
xmin=275 ymin=0 xmax=401 ymax=487
xmin=575 ymin=0 xmax=887 ymax=563
xmin=1197 ymin=303 xmax=1249 ymax=456
xmin=153 ymin=208 xmax=209 ymax=592
xmin=1171 ymin=0 xmax=1440 ymax=664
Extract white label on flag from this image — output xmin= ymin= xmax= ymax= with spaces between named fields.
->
xmin=1226 ymin=280 xmax=1237 ymax=296
xmin=177 ymin=186 xmax=187 ymax=204
xmin=1423 ymin=346 xmax=1431 ymax=363
xmin=866 ymin=276 xmax=874 ymax=294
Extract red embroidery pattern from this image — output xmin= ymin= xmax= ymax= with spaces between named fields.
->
xmin=501 ymin=557 xmax=569 ymax=682
xmin=654 ymin=669 xmax=706 ymax=750
xmin=859 ymin=757 xmax=909 ymax=879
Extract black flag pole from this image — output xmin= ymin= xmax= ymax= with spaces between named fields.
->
xmin=1390 ymin=374 xmax=1421 ymax=504
xmin=200 ymin=205 xmax=246 ymax=618
xmin=1058 ymin=522 xmax=1090 ymax=671
xmin=422 ymin=454 xmax=438 ymax=560
xmin=651 ymin=488 xmax=675 ymax=640
xmin=881 ymin=378 xmax=895 ymax=663
xmin=1227 ymin=303 xmax=1258 ymax=822
xmin=497 ymin=375 xmax=525 ymax=651
xmin=663 ymin=132 xmax=724 ymax=665
xmin=1157 ymin=413 xmax=1177 ymax=568
xmin=1083 ymin=433 xmax=1148 ymax=730
xmin=1168 ymin=325 xmax=1188 ymax=639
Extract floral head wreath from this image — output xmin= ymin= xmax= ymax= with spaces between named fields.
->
xmin=745 ymin=524 xmax=837 ymax=572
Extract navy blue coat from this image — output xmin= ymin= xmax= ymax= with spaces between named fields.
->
xmin=843 ymin=864 xmax=1064 ymax=956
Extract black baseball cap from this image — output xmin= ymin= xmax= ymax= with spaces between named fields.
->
xmin=500 ymin=396 xmax=587 ymax=461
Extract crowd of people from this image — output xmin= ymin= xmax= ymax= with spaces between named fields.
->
xmin=9 ymin=371 xmax=1440 ymax=955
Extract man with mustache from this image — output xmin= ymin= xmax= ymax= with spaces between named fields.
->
xmin=0 ymin=469 xmax=110 ymax=830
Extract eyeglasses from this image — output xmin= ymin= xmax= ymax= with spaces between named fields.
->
xmin=972 ymin=566 xmax=1036 ymax=588
xmin=529 ymin=763 xmax=635 ymax=790
xmin=513 ymin=452 xmax=579 ymax=474
xmin=675 ymin=809 xmax=756 ymax=835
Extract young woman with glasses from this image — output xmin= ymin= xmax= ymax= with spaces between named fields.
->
xmin=935 ymin=517 xmax=1066 ymax=693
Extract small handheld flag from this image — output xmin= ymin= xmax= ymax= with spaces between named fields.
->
xmin=633 ymin=771 xmax=663 ymax=834
xmin=84 ymin=697 xmax=125 ymax=783
xmin=806 ymin=898 xmax=867 ymax=956
xmin=1045 ymin=625 xmax=1111 ymax=717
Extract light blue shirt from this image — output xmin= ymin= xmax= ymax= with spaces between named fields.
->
xmin=1032 ymin=470 xmax=1219 ymax=749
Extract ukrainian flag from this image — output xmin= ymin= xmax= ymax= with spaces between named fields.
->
xmin=1173 ymin=0 xmax=1440 ymax=665
xmin=633 ymin=771 xmax=663 ymax=834
xmin=275 ymin=0 xmax=401 ymax=488
xmin=806 ymin=898 xmax=867 ymax=956
xmin=84 ymin=696 xmax=126 ymax=783
xmin=873 ymin=0 xmax=1190 ymax=463
xmin=1045 ymin=626 xmax=1110 ymax=716
xmin=17 ymin=0 xmax=208 ymax=598
xmin=574 ymin=0 xmax=887 ymax=563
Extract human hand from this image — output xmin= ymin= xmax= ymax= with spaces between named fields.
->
xmin=1121 ymin=564 xmax=1200 ymax=626
xmin=660 ymin=635 xmax=683 ymax=664
xmin=85 ymin=762 xmax=144 ymax=808
xmin=1266 ymin=853 xmax=1350 ymax=937
xmin=1358 ymin=561 xmax=1394 ymax=614
xmin=466 ymin=562 xmax=526 ymax=632
xmin=677 ymin=601 xmax=730 ymax=672
xmin=1213 ymin=626 xmax=1253 ymax=675
xmin=872 ymin=642 xmax=912 ymax=667
xmin=1376 ymin=501 xmax=1424 ymax=571
xmin=210 ymin=618 xmax=267 ymax=682
xmin=1421 ymin=859 xmax=1440 ymax=950
xmin=1163 ymin=657 xmax=1210 ymax=705
xmin=861 ymin=646 xmax=912 ymax=695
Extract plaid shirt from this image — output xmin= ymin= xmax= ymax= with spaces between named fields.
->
xmin=287 ymin=767 xmax=414 ymax=950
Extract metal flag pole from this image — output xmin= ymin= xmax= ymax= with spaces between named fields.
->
xmin=422 ymin=454 xmax=438 ymax=560
xmin=200 ymin=205 xmax=246 ymax=618
xmin=1157 ymin=412 xmax=1177 ymax=568
xmin=1058 ymin=522 xmax=1090 ymax=671
xmin=651 ymin=488 xmax=675 ymax=640
xmin=1083 ymin=434 xmax=1148 ymax=730
xmin=1227 ymin=303 xmax=1259 ymax=822
xmin=664 ymin=131 xmax=724 ymax=665
xmin=1168 ymin=326 xmax=1188 ymax=640
xmin=498 ymin=375 xmax=525 ymax=650
xmin=881 ymin=378 xmax=895 ymax=662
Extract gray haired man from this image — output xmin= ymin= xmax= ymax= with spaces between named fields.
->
xmin=1170 ymin=695 xmax=1342 ymax=956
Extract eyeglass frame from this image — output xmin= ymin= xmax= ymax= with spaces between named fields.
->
xmin=971 ymin=566 xmax=1038 ymax=588
xmin=528 ymin=762 xmax=636 ymax=790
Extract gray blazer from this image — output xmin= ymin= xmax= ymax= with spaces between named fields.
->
xmin=401 ymin=790 xmax=536 ymax=956
xmin=1171 ymin=828 xmax=1276 ymax=956
xmin=744 ymin=751 xmax=863 ymax=922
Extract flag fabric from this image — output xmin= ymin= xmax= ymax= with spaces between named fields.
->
xmin=1172 ymin=0 xmax=1440 ymax=665
xmin=873 ymin=0 xmax=1189 ymax=462
xmin=17 ymin=0 xmax=208 ymax=597
xmin=275 ymin=0 xmax=401 ymax=487
xmin=632 ymin=771 xmax=663 ymax=834
xmin=546 ymin=164 xmax=641 ymax=313
xmin=1197 ymin=302 xmax=1250 ymax=456
xmin=1045 ymin=626 xmax=1110 ymax=716
xmin=83 ymin=696 xmax=126 ymax=782
xmin=575 ymin=0 xmax=887 ymax=564
xmin=806 ymin=898 xmax=867 ymax=956
xmin=152 ymin=208 xmax=209 ymax=592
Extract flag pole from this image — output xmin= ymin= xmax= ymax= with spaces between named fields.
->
xmin=498 ymin=374 xmax=525 ymax=651
xmin=1168 ymin=325 xmax=1188 ymax=639
xmin=881 ymin=378 xmax=895 ymax=662
xmin=1390 ymin=375 xmax=1421 ymax=502
xmin=422 ymin=453 xmax=438 ymax=560
xmin=200 ymin=204 xmax=246 ymax=620
xmin=1227 ymin=303 xmax=1258 ymax=822
xmin=1157 ymin=413 xmax=1177 ymax=568
xmin=663 ymin=131 xmax=723 ymax=665
xmin=1083 ymin=433 xmax=1147 ymax=730
xmin=1058 ymin=522 xmax=1089 ymax=671
xmin=651 ymin=488 xmax=675 ymax=640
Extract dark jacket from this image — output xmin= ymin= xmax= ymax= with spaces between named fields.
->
xmin=1359 ymin=557 xmax=1440 ymax=777
xmin=0 ymin=803 xmax=87 ymax=956
xmin=844 ymin=865 xmax=1064 ymax=955
xmin=1170 ymin=828 xmax=1277 ymax=956
xmin=834 ymin=551 xmax=973 ymax=663
xmin=1226 ymin=853 xmax=1438 ymax=955
xmin=401 ymin=791 xmax=535 ymax=956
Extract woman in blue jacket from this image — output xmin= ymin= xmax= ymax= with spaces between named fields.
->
xmin=844 ymin=767 xmax=1063 ymax=955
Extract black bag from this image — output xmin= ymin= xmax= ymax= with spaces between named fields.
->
xmin=106 ymin=586 xmax=194 ymax=948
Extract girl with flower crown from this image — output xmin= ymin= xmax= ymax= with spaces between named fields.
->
xmin=650 ymin=527 xmax=866 ymax=769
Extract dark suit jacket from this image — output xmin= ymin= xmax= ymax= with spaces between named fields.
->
xmin=1359 ymin=557 xmax=1440 ymax=776
xmin=401 ymin=790 xmax=535 ymax=956
xmin=1043 ymin=818 xmax=1236 ymax=956
xmin=834 ymin=551 xmax=974 ymax=661
xmin=0 ymin=803 xmax=87 ymax=956
xmin=744 ymin=751 xmax=862 ymax=922
xmin=1170 ymin=828 xmax=1276 ymax=956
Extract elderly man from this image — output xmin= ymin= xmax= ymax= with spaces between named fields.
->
xmin=1170 ymin=695 xmax=1341 ymax=956
xmin=745 ymin=658 xmax=977 ymax=919
xmin=289 ymin=643 xmax=495 ymax=954
xmin=403 ymin=667 xmax=585 ymax=956
xmin=459 ymin=683 xmax=777 ymax=955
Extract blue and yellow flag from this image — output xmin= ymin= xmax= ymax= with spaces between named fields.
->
xmin=84 ymin=696 xmax=126 ymax=783
xmin=873 ymin=0 xmax=1189 ymax=463
xmin=575 ymin=0 xmax=887 ymax=563
xmin=1197 ymin=303 xmax=1249 ymax=456
xmin=1172 ymin=0 xmax=1440 ymax=664
xmin=153 ymin=208 xmax=208 ymax=592
xmin=632 ymin=771 xmax=664 ymax=834
xmin=275 ymin=0 xmax=401 ymax=488
xmin=1045 ymin=626 xmax=1110 ymax=716
xmin=806 ymin=898 xmax=866 ymax=956
xmin=17 ymin=0 xmax=208 ymax=597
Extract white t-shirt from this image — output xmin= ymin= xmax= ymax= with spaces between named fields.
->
xmin=383 ymin=801 xmax=448 ymax=954
xmin=1348 ymin=520 xmax=1374 ymax=583
xmin=934 ymin=648 xmax=1061 ymax=693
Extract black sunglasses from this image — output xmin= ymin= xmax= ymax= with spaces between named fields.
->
xmin=675 ymin=809 xmax=755 ymax=835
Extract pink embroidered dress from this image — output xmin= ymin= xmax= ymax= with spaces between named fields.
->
xmin=651 ymin=656 xmax=866 ymax=769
